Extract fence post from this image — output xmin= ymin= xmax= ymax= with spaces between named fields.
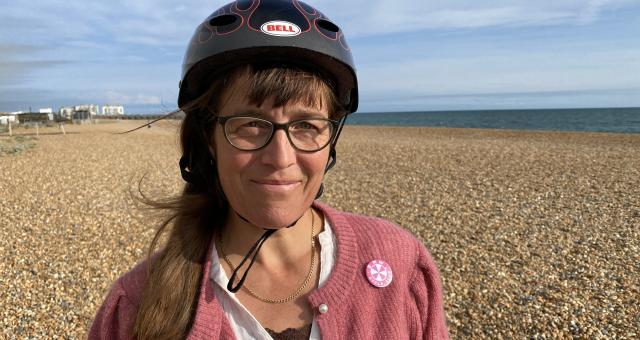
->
xmin=8 ymin=121 xmax=12 ymax=136
xmin=36 ymin=122 xmax=39 ymax=137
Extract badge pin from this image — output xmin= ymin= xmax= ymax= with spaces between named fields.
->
xmin=365 ymin=260 xmax=393 ymax=288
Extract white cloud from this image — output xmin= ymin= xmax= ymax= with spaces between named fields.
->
xmin=358 ymin=47 xmax=640 ymax=98
xmin=3 ymin=0 xmax=637 ymax=49
xmin=315 ymin=0 xmax=637 ymax=36
xmin=0 ymin=0 xmax=212 ymax=47
xmin=105 ymin=91 xmax=162 ymax=105
xmin=0 ymin=42 xmax=72 ymax=87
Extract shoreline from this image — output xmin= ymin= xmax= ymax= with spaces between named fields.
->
xmin=4 ymin=118 xmax=640 ymax=138
xmin=345 ymin=122 xmax=640 ymax=135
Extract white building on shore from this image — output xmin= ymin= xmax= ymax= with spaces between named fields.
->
xmin=74 ymin=104 xmax=99 ymax=116
xmin=102 ymin=105 xmax=124 ymax=115
xmin=0 ymin=112 xmax=18 ymax=125
xmin=59 ymin=107 xmax=74 ymax=120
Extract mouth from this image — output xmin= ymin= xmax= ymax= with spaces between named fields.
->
xmin=251 ymin=179 xmax=301 ymax=192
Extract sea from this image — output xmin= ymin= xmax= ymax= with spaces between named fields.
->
xmin=344 ymin=107 xmax=640 ymax=134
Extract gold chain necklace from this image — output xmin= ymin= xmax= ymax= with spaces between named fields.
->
xmin=218 ymin=211 xmax=316 ymax=304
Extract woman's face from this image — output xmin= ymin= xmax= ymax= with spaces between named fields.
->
xmin=212 ymin=76 xmax=331 ymax=229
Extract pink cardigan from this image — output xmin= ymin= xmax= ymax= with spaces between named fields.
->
xmin=89 ymin=202 xmax=448 ymax=339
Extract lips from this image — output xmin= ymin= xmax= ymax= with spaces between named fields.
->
xmin=253 ymin=179 xmax=300 ymax=185
xmin=251 ymin=179 xmax=301 ymax=192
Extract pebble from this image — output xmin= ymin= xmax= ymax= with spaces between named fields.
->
xmin=1 ymin=121 xmax=638 ymax=338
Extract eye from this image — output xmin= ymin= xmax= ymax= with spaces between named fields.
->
xmin=226 ymin=117 xmax=271 ymax=135
xmin=242 ymin=120 xmax=264 ymax=128
xmin=291 ymin=119 xmax=326 ymax=131
xmin=295 ymin=121 xmax=316 ymax=130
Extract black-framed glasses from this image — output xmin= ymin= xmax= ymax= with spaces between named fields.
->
xmin=216 ymin=116 xmax=339 ymax=152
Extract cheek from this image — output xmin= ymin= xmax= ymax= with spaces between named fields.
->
xmin=303 ymin=151 xmax=330 ymax=182
xmin=213 ymin=133 xmax=247 ymax=185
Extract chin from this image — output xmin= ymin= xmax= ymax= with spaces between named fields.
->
xmin=243 ymin=198 xmax=312 ymax=229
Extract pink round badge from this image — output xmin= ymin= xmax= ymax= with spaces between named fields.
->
xmin=365 ymin=260 xmax=393 ymax=288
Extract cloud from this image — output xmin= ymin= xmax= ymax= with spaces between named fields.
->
xmin=576 ymin=0 xmax=629 ymax=23
xmin=0 ymin=0 xmax=211 ymax=49
xmin=357 ymin=47 xmax=640 ymax=98
xmin=315 ymin=0 xmax=638 ymax=36
xmin=105 ymin=91 xmax=162 ymax=105
xmin=0 ymin=43 xmax=72 ymax=87
xmin=357 ymin=88 xmax=640 ymax=111
xmin=4 ymin=0 xmax=637 ymax=50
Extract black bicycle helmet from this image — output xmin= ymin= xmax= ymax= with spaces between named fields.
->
xmin=178 ymin=0 xmax=358 ymax=114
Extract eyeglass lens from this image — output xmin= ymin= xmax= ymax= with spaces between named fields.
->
xmin=223 ymin=117 xmax=333 ymax=151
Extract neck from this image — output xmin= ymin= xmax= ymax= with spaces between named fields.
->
xmin=220 ymin=207 xmax=319 ymax=269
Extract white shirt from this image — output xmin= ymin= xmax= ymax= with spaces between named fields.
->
xmin=210 ymin=218 xmax=336 ymax=340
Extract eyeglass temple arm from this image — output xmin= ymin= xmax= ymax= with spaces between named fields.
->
xmin=325 ymin=115 xmax=347 ymax=172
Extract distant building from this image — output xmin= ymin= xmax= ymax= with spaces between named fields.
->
xmin=0 ymin=113 xmax=17 ymax=125
xmin=102 ymin=105 xmax=124 ymax=115
xmin=72 ymin=110 xmax=91 ymax=121
xmin=59 ymin=107 xmax=74 ymax=120
xmin=74 ymin=104 xmax=99 ymax=116
xmin=39 ymin=108 xmax=53 ymax=114
xmin=17 ymin=112 xmax=52 ymax=123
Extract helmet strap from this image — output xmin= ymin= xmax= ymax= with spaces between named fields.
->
xmin=225 ymin=210 xmax=301 ymax=293
xmin=315 ymin=114 xmax=347 ymax=198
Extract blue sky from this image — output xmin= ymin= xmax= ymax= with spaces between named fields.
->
xmin=1 ymin=0 xmax=639 ymax=113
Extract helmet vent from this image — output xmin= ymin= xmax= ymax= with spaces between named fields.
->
xmin=316 ymin=19 xmax=339 ymax=33
xmin=209 ymin=15 xmax=238 ymax=27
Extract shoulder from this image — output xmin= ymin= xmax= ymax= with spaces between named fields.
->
xmin=88 ymin=253 xmax=161 ymax=339
xmin=317 ymin=201 xmax=424 ymax=253
xmin=342 ymin=210 xmax=418 ymax=244
xmin=316 ymin=201 xmax=431 ymax=275
xmin=104 ymin=252 xmax=161 ymax=306
xmin=113 ymin=252 xmax=160 ymax=305
xmin=313 ymin=201 xmax=448 ymax=337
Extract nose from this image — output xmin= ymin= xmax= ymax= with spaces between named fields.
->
xmin=260 ymin=129 xmax=296 ymax=169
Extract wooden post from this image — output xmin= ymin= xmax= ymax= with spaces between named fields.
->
xmin=8 ymin=121 xmax=12 ymax=136
xmin=59 ymin=123 xmax=66 ymax=135
xmin=36 ymin=122 xmax=39 ymax=137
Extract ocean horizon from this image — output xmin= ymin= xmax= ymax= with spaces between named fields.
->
xmin=117 ymin=106 xmax=640 ymax=134
xmin=344 ymin=107 xmax=640 ymax=134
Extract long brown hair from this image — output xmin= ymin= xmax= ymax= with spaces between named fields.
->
xmin=132 ymin=65 xmax=343 ymax=339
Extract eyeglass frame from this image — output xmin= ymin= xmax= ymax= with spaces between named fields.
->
xmin=215 ymin=115 xmax=341 ymax=152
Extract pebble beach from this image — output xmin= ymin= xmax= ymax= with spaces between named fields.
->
xmin=1 ymin=120 xmax=639 ymax=338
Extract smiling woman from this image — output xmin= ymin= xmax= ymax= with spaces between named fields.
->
xmin=88 ymin=1 xmax=448 ymax=339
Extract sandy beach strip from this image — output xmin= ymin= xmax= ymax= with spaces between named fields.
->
xmin=1 ymin=120 xmax=638 ymax=338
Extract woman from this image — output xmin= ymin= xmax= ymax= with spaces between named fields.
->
xmin=89 ymin=1 xmax=448 ymax=339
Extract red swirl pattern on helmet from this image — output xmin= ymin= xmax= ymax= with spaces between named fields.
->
xmin=235 ymin=0 xmax=255 ymax=11
xmin=194 ymin=0 xmax=348 ymax=50
xmin=295 ymin=0 xmax=316 ymax=16
xmin=242 ymin=0 xmax=263 ymax=32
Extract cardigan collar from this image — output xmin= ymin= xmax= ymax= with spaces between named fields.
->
xmin=307 ymin=202 xmax=358 ymax=310
xmin=187 ymin=200 xmax=358 ymax=338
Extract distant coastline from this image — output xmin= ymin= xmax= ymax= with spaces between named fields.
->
xmin=76 ymin=106 xmax=640 ymax=134
xmin=344 ymin=107 xmax=640 ymax=134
